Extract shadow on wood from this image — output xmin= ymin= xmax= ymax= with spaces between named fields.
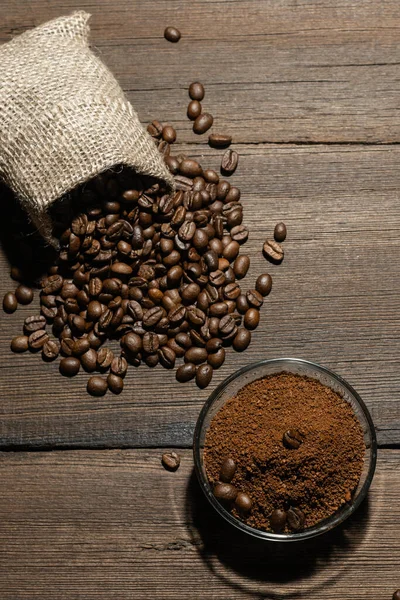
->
xmin=185 ymin=469 xmax=370 ymax=599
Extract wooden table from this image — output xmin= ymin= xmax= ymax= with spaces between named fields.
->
xmin=0 ymin=1 xmax=399 ymax=598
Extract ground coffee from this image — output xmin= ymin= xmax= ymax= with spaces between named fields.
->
xmin=204 ymin=372 xmax=365 ymax=533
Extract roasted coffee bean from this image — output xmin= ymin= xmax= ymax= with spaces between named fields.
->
xmin=10 ymin=265 xmax=25 ymax=282
xmin=123 ymin=332 xmax=142 ymax=355
xmin=230 ymin=225 xmax=249 ymax=244
xmin=233 ymin=255 xmax=250 ymax=279
xmin=263 ymin=239 xmax=284 ymax=263
xmin=209 ymin=270 xmax=226 ymax=287
xmin=175 ymin=362 xmax=196 ymax=383
xmin=28 ymin=330 xmax=49 ymax=350
xmin=208 ymin=134 xmax=232 ymax=148
xmin=196 ymin=363 xmax=213 ymax=388
xmin=207 ymin=347 xmax=225 ymax=369
xmin=3 ymin=292 xmax=17 ymax=313
xmin=235 ymin=492 xmax=252 ymax=514
xmin=233 ymin=327 xmax=251 ymax=352
xmin=270 ymin=509 xmax=287 ymax=533
xmin=143 ymin=306 xmax=164 ymax=327
xmin=219 ymin=314 xmax=237 ymax=336
xmin=59 ymin=357 xmax=81 ymax=377
xmin=203 ymin=250 xmax=219 ymax=272
xmin=236 ymin=294 xmax=249 ymax=315
xmin=15 ymin=285 xmax=34 ymax=305
xmin=107 ymin=373 xmax=124 ymax=394
xmin=193 ymin=113 xmax=213 ymax=135
xmin=209 ymin=317 xmax=220 ymax=337
xmin=393 ymin=591 xmax=400 ymax=600
xmin=213 ymin=483 xmax=237 ymax=504
xmin=246 ymin=289 xmax=264 ymax=308
xmin=87 ymin=375 xmax=108 ymax=396
xmin=179 ymin=158 xmax=202 ymax=178
xmin=287 ymin=507 xmax=305 ymax=531
xmin=42 ymin=339 xmax=60 ymax=361
xmin=89 ymin=277 xmax=103 ymax=297
xmin=158 ymin=346 xmax=176 ymax=369
xmin=189 ymin=81 xmax=205 ymax=101
xmin=181 ymin=283 xmax=201 ymax=303
xmin=147 ymin=120 xmax=163 ymax=138
xmin=42 ymin=274 xmax=63 ymax=295
xmin=187 ymin=306 xmax=206 ymax=326
xmin=193 ymin=229 xmax=209 ymax=249
xmin=221 ymin=149 xmax=239 ymax=175
xmin=205 ymin=338 xmax=223 ymax=353
xmin=222 ymin=240 xmax=240 ymax=261
xmin=178 ymin=220 xmax=196 ymax=242
xmin=110 ymin=356 xmax=128 ymax=377
xmin=256 ymin=274 xmax=272 ymax=297
xmin=81 ymin=348 xmax=98 ymax=372
xmin=283 ymin=429 xmax=304 ymax=449
xmin=61 ymin=337 xmax=75 ymax=356
xmin=10 ymin=335 xmax=29 ymax=353
xmin=187 ymin=100 xmax=202 ymax=120
xmin=174 ymin=175 xmax=194 ymax=191
xmin=274 ymin=222 xmax=287 ymax=243
xmin=87 ymin=300 xmax=103 ymax=321
xmin=162 ymin=125 xmax=177 ymax=144
xmin=168 ymin=305 xmax=186 ymax=325
xmin=209 ymin=302 xmax=228 ymax=318
xmin=162 ymin=451 xmax=181 ymax=471
xmin=223 ymin=282 xmax=241 ymax=301
xmin=143 ymin=331 xmax=159 ymax=353
xmin=164 ymin=26 xmax=181 ymax=42
xmin=244 ymin=308 xmax=259 ymax=330
xmin=72 ymin=338 xmax=90 ymax=356
xmin=175 ymin=332 xmax=191 ymax=349
xmin=225 ymin=186 xmax=241 ymax=202
xmin=97 ymin=347 xmax=114 ymax=370
xmin=184 ymin=347 xmax=207 ymax=365
xmin=220 ymin=457 xmax=236 ymax=483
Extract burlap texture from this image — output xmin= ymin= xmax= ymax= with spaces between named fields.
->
xmin=0 ymin=11 xmax=174 ymax=243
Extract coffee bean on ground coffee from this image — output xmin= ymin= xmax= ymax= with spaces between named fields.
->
xmin=204 ymin=372 xmax=365 ymax=533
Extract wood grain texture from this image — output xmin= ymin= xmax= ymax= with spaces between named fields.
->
xmin=0 ymin=144 xmax=400 ymax=447
xmin=1 ymin=0 xmax=400 ymax=143
xmin=0 ymin=447 xmax=396 ymax=600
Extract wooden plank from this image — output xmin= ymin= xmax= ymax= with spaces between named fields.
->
xmin=0 ymin=447 xmax=397 ymax=599
xmin=1 ymin=0 xmax=400 ymax=143
xmin=0 ymin=143 xmax=400 ymax=448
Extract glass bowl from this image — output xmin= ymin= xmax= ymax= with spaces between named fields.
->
xmin=193 ymin=358 xmax=377 ymax=542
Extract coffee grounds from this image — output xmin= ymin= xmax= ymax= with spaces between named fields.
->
xmin=204 ymin=372 xmax=366 ymax=532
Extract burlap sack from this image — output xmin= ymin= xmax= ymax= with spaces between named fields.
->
xmin=0 ymin=11 xmax=174 ymax=244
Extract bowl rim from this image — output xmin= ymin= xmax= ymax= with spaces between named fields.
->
xmin=193 ymin=357 xmax=378 ymax=542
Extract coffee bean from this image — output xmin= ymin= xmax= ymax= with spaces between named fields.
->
xmin=270 ymin=509 xmax=287 ymax=533
xmin=263 ymin=239 xmax=284 ymax=263
xmin=42 ymin=339 xmax=60 ymax=361
xmin=208 ymin=134 xmax=232 ymax=148
xmin=209 ymin=302 xmax=228 ymax=318
xmin=107 ymin=373 xmax=124 ymax=394
xmin=147 ymin=120 xmax=163 ymax=138
xmin=10 ymin=335 xmax=29 ymax=353
xmin=28 ymin=330 xmax=49 ymax=350
xmin=81 ymin=348 xmax=98 ymax=372
xmin=162 ymin=451 xmax=181 ymax=471
xmin=187 ymin=306 xmax=206 ymax=326
xmin=162 ymin=125 xmax=177 ymax=144
xmin=87 ymin=300 xmax=103 ymax=321
xmin=176 ymin=362 xmax=196 ymax=383
xmin=61 ymin=337 xmax=75 ymax=356
xmin=15 ymin=285 xmax=34 ymax=305
xmin=287 ymin=507 xmax=305 ymax=532
xmin=225 ymin=187 xmax=241 ymax=202
xmin=234 ymin=492 xmax=252 ymax=514
xmin=209 ymin=270 xmax=226 ymax=287
xmin=220 ymin=457 xmax=236 ymax=483
xmin=187 ymin=100 xmax=202 ymax=120
xmin=219 ymin=314 xmax=237 ymax=336
xmin=393 ymin=591 xmax=400 ymax=600
xmin=158 ymin=346 xmax=176 ymax=369
xmin=221 ymin=149 xmax=239 ymax=175
xmin=179 ymin=159 xmax=202 ymax=178
xmin=97 ymin=347 xmax=114 ymax=370
xmin=184 ymin=347 xmax=207 ymax=365
xmin=233 ymin=255 xmax=250 ymax=279
xmin=205 ymin=338 xmax=223 ymax=353
xmin=110 ymin=262 xmax=132 ymax=278
xmin=3 ymin=292 xmax=17 ymax=313
xmin=283 ymin=429 xmax=304 ymax=449
xmin=193 ymin=113 xmax=213 ymax=135
xmin=123 ymin=332 xmax=142 ymax=354
xmin=223 ymin=240 xmax=240 ymax=261
xmin=143 ymin=331 xmax=159 ymax=353
xmin=230 ymin=225 xmax=248 ymax=244
xmin=111 ymin=356 xmax=128 ymax=377
xmin=196 ymin=363 xmax=213 ymax=388
xmin=274 ymin=222 xmax=287 ymax=242
xmin=59 ymin=357 xmax=81 ymax=377
xmin=193 ymin=229 xmax=209 ymax=250
xmin=87 ymin=375 xmax=108 ymax=396
xmin=244 ymin=308 xmax=260 ymax=330
xmin=207 ymin=347 xmax=225 ymax=369
xmin=143 ymin=306 xmax=164 ymax=328
xmin=246 ymin=289 xmax=264 ymax=309
xmin=236 ymin=294 xmax=249 ymax=314
xmin=163 ymin=26 xmax=181 ymax=42
xmin=189 ymin=82 xmax=205 ymax=101
xmin=41 ymin=274 xmax=63 ymax=295
xmin=256 ymin=274 xmax=272 ymax=297
xmin=223 ymin=282 xmax=241 ymax=301
xmin=213 ymin=483 xmax=237 ymax=504
xmin=233 ymin=327 xmax=251 ymax=352
xmin=10 ymin=266 xmax=25 ymax=282
xmin=73 ymin=338 xmax=90 ymax=356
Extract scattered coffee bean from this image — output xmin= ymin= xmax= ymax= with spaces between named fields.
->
xmin=213 ymin=483 xmax=237 ymax=504
xmin=111 ymin=356 xmax=128 ymax=377
xmin=263 ymin=239 xmax=284 ymax=263
xmin=255 ymin=273 xmax=272 ymax=297
xmin=270 ymin=509 xmax=287 ymax=533
xmin=10 ymin=335 xmax=29 ymax=353
xmin=393 ymin=591 xmax=400 ymax=600
xmin=24 ymin=315 xmax=46 ymax=333
xmin=164 ymin=26 xmax=181 ymax=43
xmin=28 ymin=330 xmax=49 ymax=350
xmin=193 ymin=113 xmax=213 ymax=135
xmin=107 ymin=373 xmax=124 ymax=394
xmin=221 ymin=149 xmax=239 ymax=175
xmin=3 ymin=292 xmax=17 ymax=313
xmin=287 ymin=507 xmax=305 ymax=531
xmin=42 ymin=339 xmax=60 ymax=361
xmin=208 ymin=134 xmax=232 ymax=148
xmin=234 ymin=492 xmax=252 ymax=514
xmin=196 ymin=363 xmax=213 ymax=389
xmin=274 ymin=222 xmax=287 ymax=243
xmin=15 ymin=285 xmax=34 ymax=305
xmin=59 ymin=357 xmax=80 ymax=377
xmin=189 ymin=81 xmax=205 ymax=101
xmin=162 ymin=451 xmax=181 ymax=471
xmin=162 ymin=125 xmax=177 ymax=144
xmin=244 ymin=308 xmax=260 ymax=330
xmin=80 ymin=348 xmax=98 ymax=372
xmin=187 ymin=100 xmax=202 ymax=120
xmin=233 ymin=255 xmax=250 ymax=279
xmin=233 ymin=327 xmax=251 ymax=352
xmin=246 ymin=289 xmax=263 ymax=308
xmin=283 ymin=429 xmax=304 ymax=449
xmin=220 ymin=457 xmax=236 ymax=483
xmin=87 ymin=375 xmax=108 ymax=396
xmin=176 ymin=362 xmax=196 ymax=383
xmin=10 ymin=266 xmax=25 ymax=282
xmin=207 ymin=347 xmax=225 ymax=369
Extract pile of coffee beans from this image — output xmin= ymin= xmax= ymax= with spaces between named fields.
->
xmin=4 ymin=81 xmax=287 ymax=397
